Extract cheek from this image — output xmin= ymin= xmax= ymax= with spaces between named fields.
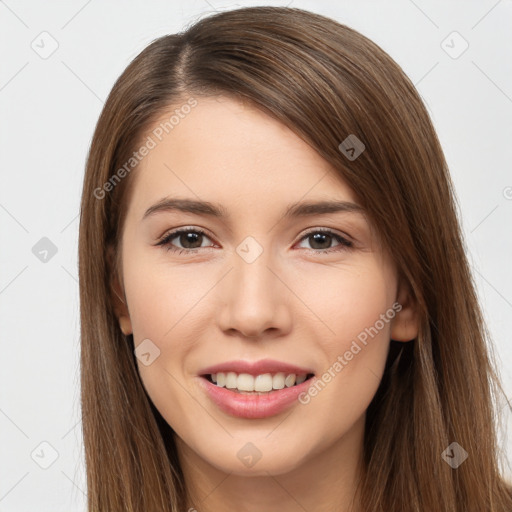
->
xmin=122 ymin=253 xmax=219 ymax=402
xmin=123 ymin=254 xmax=211 ymax=342
xmin=123 ymin=259 xmax=209 ymax=428
xmin=295 ymin=260 xmax=394 ymax=350
xmin=293 ymin=262 xmax=393 ymax=422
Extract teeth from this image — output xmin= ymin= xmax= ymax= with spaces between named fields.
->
xmin=254 ymin=374 xmax=273 ymax=392
xmin=239 ymin=373 xmax=258 ymax=391
xmin=285 ymin=374 xmax=296 ymax=387
xmin=225 ymin=372 xmax=237 ymax=389
xmin=296 ymin=374 xmax=307 ymax=385
xmin=272 ymin=372 xmax=285 ymax=390
xmin=209 ymin=372 xmax=310 ymax=392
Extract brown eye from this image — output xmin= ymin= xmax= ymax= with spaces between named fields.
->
xmin=297 ymin=229 xmax=353 ymax=253
xmin=156 ymin=228 xmax=214 ymax=253
xmin=175 ymin=231 xmax=204 ymax=249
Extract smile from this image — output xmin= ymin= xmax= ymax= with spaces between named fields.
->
xmin=204 ymin=372 xmax=314 ymax=394
xmin=198 ymin=372 xmax=316 ymax=419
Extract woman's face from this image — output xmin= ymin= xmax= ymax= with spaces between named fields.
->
xmin=114 ymin=95 xmax=417 ymax=477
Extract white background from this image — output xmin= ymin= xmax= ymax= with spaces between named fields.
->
xmin=1 ymin=0 xmax=511 ymax=510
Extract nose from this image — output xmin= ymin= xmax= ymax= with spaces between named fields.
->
xmin=216 ymin=249 xmax=292 ymax=340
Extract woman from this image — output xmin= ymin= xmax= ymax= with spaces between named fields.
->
xmin=78 ymin=6 xmax=512 ymax=511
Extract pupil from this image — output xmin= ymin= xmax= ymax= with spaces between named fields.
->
xmin=310 ymin=233 xmax=330 ymax=249
xmin=181 ymin=232 xmax=202 ymax=248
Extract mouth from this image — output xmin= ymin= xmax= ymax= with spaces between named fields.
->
xmin=198 ymin=370 xmax=316 ymax=419
xmin=197 ymin=359 xmax=317 ymax=418
xmin=201 ymin=372 xmax=316 ymax=395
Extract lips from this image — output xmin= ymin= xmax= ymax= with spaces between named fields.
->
xmin=196 ymin=359 xmax=316 ymax=418
xmin=198 ymin=372 xmax=315 ymax=419
xmin=198 ymin=358 xmax=315 ymax=377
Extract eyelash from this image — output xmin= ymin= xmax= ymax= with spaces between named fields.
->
xmin=155 ymin=227 xmax=353 ymax=255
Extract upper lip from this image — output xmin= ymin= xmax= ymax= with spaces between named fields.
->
xmin=199 ymin=358 xmax=315 ymax=377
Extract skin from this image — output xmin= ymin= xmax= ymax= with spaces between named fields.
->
xmin=112 ymin=95 xmax=419 ymax=512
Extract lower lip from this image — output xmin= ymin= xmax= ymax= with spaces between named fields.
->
xmin=198 ymin=376 xmax=314 ymax=419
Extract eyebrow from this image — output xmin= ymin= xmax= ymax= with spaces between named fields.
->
xmin=142 ymin=197 xmax=365 ymax=221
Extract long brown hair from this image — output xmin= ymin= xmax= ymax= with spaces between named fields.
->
xmin=78 ymin=6 xmax=512 ymax=511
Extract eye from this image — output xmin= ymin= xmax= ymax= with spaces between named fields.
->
xmin=296 ymin=228 xmax=353 ymax=254
xmin=156 ymin=227 xmax=353 ymax=255
xmin=156 ymin=227 xmax=215 ymax=254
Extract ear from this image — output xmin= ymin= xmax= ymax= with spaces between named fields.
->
xmin=107 ymin=245 xmax=133 ymax=336
xmin=390 ymin=277 xmax=419 ymax=342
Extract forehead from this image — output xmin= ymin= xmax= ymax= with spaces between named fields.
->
xmin=128 ymin=95 xmax=360 ymax=220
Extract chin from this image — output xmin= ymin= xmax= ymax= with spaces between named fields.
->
xmin=199 ymin=438 xmax=309 ymax=476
